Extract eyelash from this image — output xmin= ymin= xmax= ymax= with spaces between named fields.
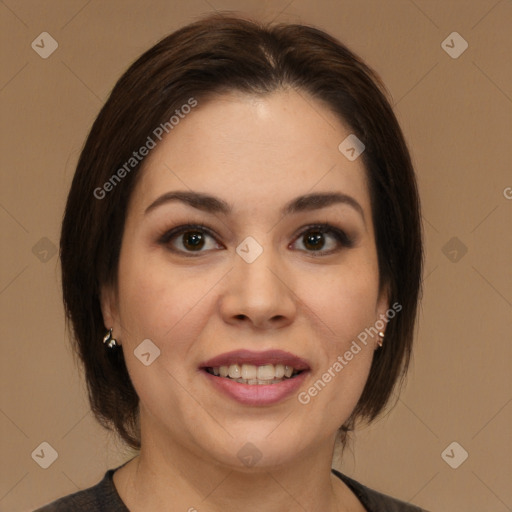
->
xmin=157 ymin=223 xmax=355 ymax=257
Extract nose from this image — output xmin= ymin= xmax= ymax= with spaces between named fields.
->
xmin=219 ymin=244 xmax=297 ymax=330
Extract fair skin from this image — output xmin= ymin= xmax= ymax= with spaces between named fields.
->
xmin=101 ymin=88 xmax=389 ymax=512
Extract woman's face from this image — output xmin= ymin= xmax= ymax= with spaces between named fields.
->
xmin=102 ymin=89 xmax=389 ymax=468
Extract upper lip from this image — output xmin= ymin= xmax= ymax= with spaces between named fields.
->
xmin=200 ymin=349 xmax=310 ymax=371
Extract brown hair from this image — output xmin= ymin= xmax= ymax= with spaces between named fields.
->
xmin=60 ymin=12 xmax=423 ymax=450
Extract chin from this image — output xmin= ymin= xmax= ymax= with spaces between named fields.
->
xmin=192 ymin=426 xmax=317 ymax=471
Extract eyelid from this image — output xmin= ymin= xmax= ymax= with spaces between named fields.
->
xmin=157 ymin=223 xmax=222 ymax=247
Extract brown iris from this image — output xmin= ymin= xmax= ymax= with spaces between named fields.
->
xmin=182 ymin=231 xmax=205 ymax=251
xmin=303 ymin=231 xmax=325 ymax=251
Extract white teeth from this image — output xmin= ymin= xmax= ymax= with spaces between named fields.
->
xmin=257 ymin=364 xmax=275 ymax=381
xmin=228 ymin=364 xmax=241 ymax=379
xmin=208 ymin=363 xmax=302 ymax=384
xmin=241 ymin=364 xmax=257 ymax=380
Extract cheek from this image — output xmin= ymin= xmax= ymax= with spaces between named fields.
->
xmin=303 ymin=257 xmax=380 ymax=346
xmin=293 ymin=259 xmax=379 ymax=419
xmin=117 ymin=250 xmax=215 ymax=342
xmin=114 ymin=252 xmax=216 ymax=426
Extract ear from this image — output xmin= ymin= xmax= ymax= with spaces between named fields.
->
xmin=376 ymin=282 xmax=390 ymax=316
xmin=375 ymin=281 xmax=391 ymax=331
xmin=99 ymin=283 xmax=121 ymax=343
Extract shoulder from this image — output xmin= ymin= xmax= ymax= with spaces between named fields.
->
xmin=33 ymin=468 xmax=129 ymax=512
xmin=332 ymin=469 xmax=430 ymax=512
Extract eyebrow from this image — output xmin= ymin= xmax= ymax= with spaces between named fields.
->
xmin=144 ymin=190 xmax=365 ymax=224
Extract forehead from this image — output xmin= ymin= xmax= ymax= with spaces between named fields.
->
xmin=130 ymin=89 xmax=371 ymax=218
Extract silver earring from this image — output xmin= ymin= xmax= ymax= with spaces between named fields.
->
xmin=103 ymin=328 xmax=117 ymax=348
xmin=377 ymin=331 xmax=385 ymax=348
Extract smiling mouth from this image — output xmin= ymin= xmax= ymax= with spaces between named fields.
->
xmin=204 ymin=363 xmax=304 ymax=385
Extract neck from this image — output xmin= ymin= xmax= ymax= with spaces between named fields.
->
xmin=114 ymin=418 xmax=356 ymax=511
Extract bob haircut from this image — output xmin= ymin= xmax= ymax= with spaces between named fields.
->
xmin=60 ymin=12 xmax=423 ymax=450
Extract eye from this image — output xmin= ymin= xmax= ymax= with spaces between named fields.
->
xmin=158 ymin=224 xmax=223 ymax=256
xmin=158 ymin=222 xmax=354 ymax=257
xmin=291 ymin=224 xmax=354 ymax=255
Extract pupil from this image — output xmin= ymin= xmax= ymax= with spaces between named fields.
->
xmin=305 ymin=231 xmax=324 ymax=250
xmin=184 ymin=231 xmax=204 ymax=250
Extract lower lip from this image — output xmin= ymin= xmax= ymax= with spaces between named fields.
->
xmin=201 ymin=369 xmax=309 ymax=406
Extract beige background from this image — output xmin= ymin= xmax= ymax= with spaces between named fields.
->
xmin=1 ymin=1 xmax=511 ymax=511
